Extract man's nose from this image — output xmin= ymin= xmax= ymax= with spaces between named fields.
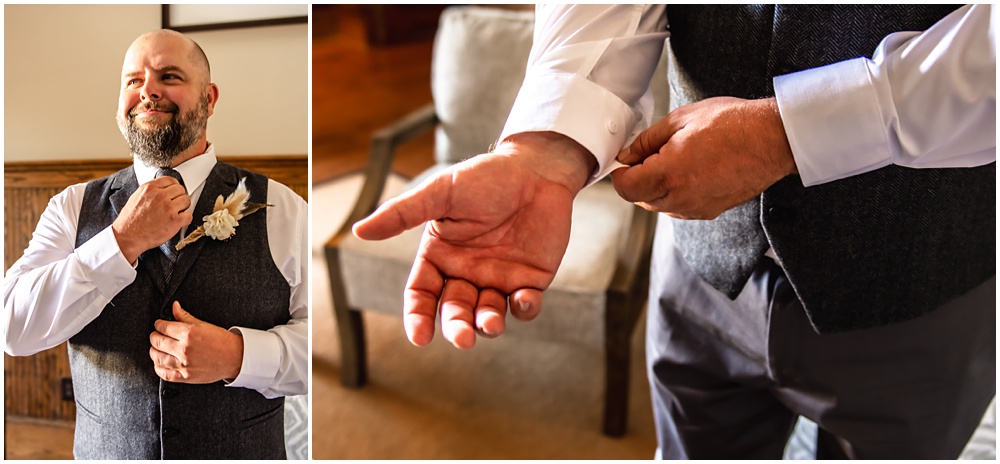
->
xmin=140 ymin=81 xmax=162 ymax=101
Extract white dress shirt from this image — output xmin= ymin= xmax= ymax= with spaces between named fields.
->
xmin=3 ymin=145 xmax=308 ymax=399
xmin=499 ymin=4 xmax=996 ymax=185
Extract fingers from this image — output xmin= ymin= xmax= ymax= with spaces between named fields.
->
xmin=439 ymin=278 xmax=478 ymax=349
xmin=147 ymin=176 xmax=189 ymax=205
xmin=167 ymin=186 xmax=192 ymax=212
xmin=401 ymin=252 xmax=541 ymax=347
xmin=150 ymin=328 xmax=182 ymax=360
xmin=161 ymin=185 xmax=191 ymax=231
xmin=153 ymin=364 xmax=187 ymax=383
xmin=402 ymin=255 xmax=445 ymax=347
xmin=147 ymin=175 xmax=181 ymax=188
xmin=509 ymin=288 xmax=543 ymax=321
xmin=353 ymin=175 xmax=450 ymax=241
xmin=150 ymin=346 xmax=182 ymax=368
xmin=617 ymin=114 xmax=682 ymax=166
xmin=609 ymin=154 xmax=673 ymax=204
xmin=151 ymin=357 xmax=195 ymax=383
xmin=153 ymin=314 xmax=191 ymax=343
xmin=474 ymin=288 xmax=507 ymax=338
xmin=177 ymin=211 xmax=194 ymax=229
xmin=171 ymin=301 xmax=199 ymax=323
xmin=137 ymin=177 xmax=189 ymax=209
xmin=150 ymin=334 xmax=189 ymax=382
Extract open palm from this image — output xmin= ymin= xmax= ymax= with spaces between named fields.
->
xmin=354 ymin=152 xmax=577 ymax=349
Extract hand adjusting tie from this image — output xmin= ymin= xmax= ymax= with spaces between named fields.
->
xmin=154 ymin=168 xmax=186 ymax=265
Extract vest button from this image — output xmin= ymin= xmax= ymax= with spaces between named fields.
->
xmin=162 ymin=427 xmax=180 ymax=438
xmin=767 ymin=206 xmax=796 ymax=222
xmin=162 ymin=387 xmax=178 ymax=399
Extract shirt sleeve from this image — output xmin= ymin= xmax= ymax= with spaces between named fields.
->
xmin=498 ymin=4 xmax=669 ymax=183
xmin=3 ymin=184 xmax=137 ymax=356
xmin=774 ymin=4 xmax=997 ymax=186
xmin=226 ymin=180 xmax=308 ymax=398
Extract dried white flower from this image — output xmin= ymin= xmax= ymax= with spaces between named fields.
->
xmin=175 ymin=177 xmax=273 ymax=250
xmin=202 ymin=209 xmax=238 ymax=240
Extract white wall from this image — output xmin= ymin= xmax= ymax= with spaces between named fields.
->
xmin=4 ymin=4 xmax=308 ymax=161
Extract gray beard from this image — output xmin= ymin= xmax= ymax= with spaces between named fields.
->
xmin=117 ymin=96 xmax=209 ymax=167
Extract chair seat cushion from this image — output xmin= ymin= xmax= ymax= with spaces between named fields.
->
xmin=338 ymin=168 xmax=633 ymax=347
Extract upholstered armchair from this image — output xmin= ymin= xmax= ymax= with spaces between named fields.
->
xmin=324 ymin=6 xmax=658 ymax=437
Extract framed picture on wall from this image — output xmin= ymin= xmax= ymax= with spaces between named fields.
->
xmin=162 ymin=4 xmax=308 ymax=32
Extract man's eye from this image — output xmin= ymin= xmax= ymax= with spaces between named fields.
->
xmin=126 ymin=78 xmax=141 ymax=86
xmin=162 ymin=74 xmax=180 ymax=81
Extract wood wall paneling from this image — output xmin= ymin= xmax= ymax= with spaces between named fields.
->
xmin=4 ymin=156 xmax=307 ymax=421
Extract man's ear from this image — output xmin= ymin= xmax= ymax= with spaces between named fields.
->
xmin=206 ymin=83 xmax=220 ymax=117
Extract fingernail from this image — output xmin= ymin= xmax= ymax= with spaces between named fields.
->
xmin=479 ymin=318 xmax=497 ymax=335
xmin=518 ymin=300 xmax=530 ymax=313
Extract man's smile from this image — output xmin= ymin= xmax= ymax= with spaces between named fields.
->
xmin=130 ymin=102 xmax=178 ymax=121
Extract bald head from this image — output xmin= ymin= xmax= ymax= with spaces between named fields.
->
xmin=124 ymin=29 xmax=211 ymax=84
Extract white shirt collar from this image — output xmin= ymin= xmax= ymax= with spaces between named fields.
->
xmin=133 ymin=143 xmax=218 ymax=193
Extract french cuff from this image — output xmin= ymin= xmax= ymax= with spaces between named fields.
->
xmin=774 ymin=58 xmax=892 ymax=187
xmin=499 ymin=72 xmax=640 ymax=187
xmin=76 ymin=226 xmax=137 ymax=297
xmin=225 ymin=327 xmax=281 ymax=389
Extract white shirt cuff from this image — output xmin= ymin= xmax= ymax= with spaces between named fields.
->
xmin=226 ymin=326 xmax=281 ymax=390
xmin=76 ymin=226 xmax=137 ymax=297
xmin=500 ymin=72 xmax=639 ymax=185
xmin=774 ymin=58 xmax=893 ymax=186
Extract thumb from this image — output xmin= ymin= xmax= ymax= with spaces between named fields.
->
xmin=617 ymin=115 xmax=680 ymax=166
xmin=172 ymin=301 xmax=199 ymax=323
xmin=352 ymin=173 xmax=451 ymax=241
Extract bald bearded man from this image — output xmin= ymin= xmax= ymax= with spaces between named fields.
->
xmin=3 ymin=30 xmax=308 ymax=459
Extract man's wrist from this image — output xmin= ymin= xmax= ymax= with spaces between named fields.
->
xmin=224 ymin=330 xmax=245 ymax=381
xmin=111 ymin=223 xmax=142 ymax=265
xmin=494 ymin=131 xmax=597 ymax=194
xmin=754 ymin=98 xmax=798 ymax=179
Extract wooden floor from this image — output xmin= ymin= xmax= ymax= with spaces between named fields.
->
xmin=312 ymin=4 xmax=437 ymax=184
xmin=4 ymin=418 xmax=74 ymax=460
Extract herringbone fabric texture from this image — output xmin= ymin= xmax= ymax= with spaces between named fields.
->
xmin=663 ymin=5 xmax=994 ymax=332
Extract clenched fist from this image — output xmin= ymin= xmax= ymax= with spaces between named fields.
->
xmin=112 ymin=175 xmax=192 ymax=263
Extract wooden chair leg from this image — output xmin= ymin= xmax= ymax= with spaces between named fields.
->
xmin=604 ymin=282 xmax=650 ymax=437
xmin=335 ymin=306 xmax=367 ymax=387
xmin=325 ymin=244 xmax=368 ymax=388
xmin=603 ymin=335 xmax=630 ymax=436
xmin=603 ymin=291 xmax=635 ymax=437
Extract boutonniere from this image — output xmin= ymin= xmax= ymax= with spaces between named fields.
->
xmin=176 ymin=177 xmax=272 ymax=250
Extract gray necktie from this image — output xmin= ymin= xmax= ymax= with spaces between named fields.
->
xmin=154 ymin=168 xmax=186 ymax=272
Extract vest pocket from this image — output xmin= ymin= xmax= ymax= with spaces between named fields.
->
xmin=238 ymin=401 xmax=283 ymax=429
xmin=75 ymin=399 xmax=102 ymax=424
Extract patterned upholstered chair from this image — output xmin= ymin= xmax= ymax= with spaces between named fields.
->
xmin=324 ymin=5 xmax=658 ymax=436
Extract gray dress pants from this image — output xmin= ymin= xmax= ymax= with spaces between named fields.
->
xmin=646 ymin=219 xmax=995 ymax=459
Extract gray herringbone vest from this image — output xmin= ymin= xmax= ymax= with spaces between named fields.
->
xmin=664 ymin=5 xmax=995 ymax=332
xmin=70 ymin=162 xmax=290 ymax=459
